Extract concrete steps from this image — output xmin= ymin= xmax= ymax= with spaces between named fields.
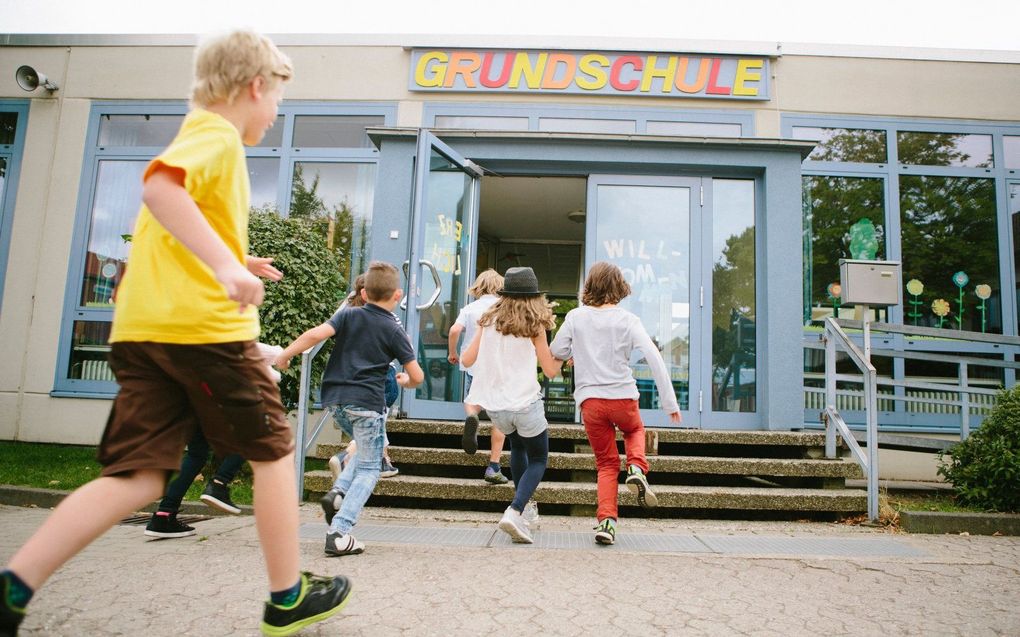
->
xmin=304 ymin=418 xmax=866 ymax=519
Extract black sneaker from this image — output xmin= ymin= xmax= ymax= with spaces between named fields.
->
xmin=261 ymin=571 xmax=352 ymax=637
xmin=144 ymin=512 xmax=196 ymax=538
xmin=200 ymin=480 xmax=241 ymax=514
xmin=319 ymin=488 xmax=344 ymax=525
xmin=462 ymin=415 xmax=479 ymax=455
xmin=0 ymin=575 xmax=26 ymax=637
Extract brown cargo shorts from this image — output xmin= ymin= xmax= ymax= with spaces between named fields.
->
xmin=98 ymin=340 xmax=293 ymax=477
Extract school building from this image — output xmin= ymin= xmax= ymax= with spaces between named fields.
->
xmin=0 ymin=34 xmax=1018 ymax=479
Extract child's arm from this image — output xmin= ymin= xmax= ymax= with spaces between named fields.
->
xmin=396 ymin=360 xmax=425 ymax=388
xmin=143 ymin=166 xmax=263 ymax=311
xmin=245 ymin=255 xmax=283 ymax=281
xmin=460 ymin=328 xmax=483 ymax=368
xmin=447 ymin=322 xmax=465 ymax=364
xmin=274 ymin=323 xmax=336 ymax=370
xmin=533 ymin=334 xmax=563 ymax=379
xmin=548 ymin=312 xmax=573 ymax=361
xmin=632 ymin=322 xmax=682 ymax=422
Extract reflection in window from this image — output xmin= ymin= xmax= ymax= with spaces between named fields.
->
xmin=290 ymin=162 xmax=377 ymax=282
xmin=802 ymin=176 xmax=886 ymax=324
xmin=248 ymin=157 xmax=280 ymax=209
xmin=647 ymin=121 xmax=741 ymax=137
xmin=292 ymin=115 xmax=384 ymax=148
xmin=712 ymin=179 xmax=755 ymax=412
xmin=1010 ymin=184 xmax=1020 ymax=334
xmin=257 ymin=116 xmax=285 ymax=147
xmin=1005 ymin=136 xmax=1020 ymax=169
xmin=435 ymin=115 xmax=529 ymax=131
xmin=539 ymin=118 xmax=636 ymax=134
xmin=80 ymin=161 xmax=146 ymax=307
xmin=97 ymin=115 xmax=183 ymax=147
xmin=791 ymin=126 xmax=887 ymax=162
xmin=897 ymin=131 xmax=993 ymax=167
xmin=0 ymin=112 xmax=16 ymax=145
xmin=900 ymin=175 xmax=999 ymax=333
xmin=68 ymin=321 xmax=114 ymax=381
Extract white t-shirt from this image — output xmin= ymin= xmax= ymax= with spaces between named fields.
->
xmin=453 ymin=294 xmax=499 ymax=373
xmin=464 ymin=324 xmax=542 ymax=412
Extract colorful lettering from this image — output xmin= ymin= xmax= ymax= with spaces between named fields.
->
xmin=610 ymin=55 xmax=643 ymax=91
xmin=542 ymin=53 xmax=576 ymax=89
xmin=443 ymin=51 xmax=482 ymax=88
xmin=576 ymin=54 xmax=609 ymax=90
xmin=415 ymin=51 xmax=448 ymax=88
xmin=732 ymin=59 xmax=763 ymax=96
xmin=706 ymin=58 xmax=732 ymax=95
xmin=509 ymin=52 xmax=548 ymax=89
xmin=480 ymin=52 xmax=514 ymax=88
xmin=640 ymin=55 xmax=677 ymax=93
xmin=675 ymin=57 xmax=710 ymax=93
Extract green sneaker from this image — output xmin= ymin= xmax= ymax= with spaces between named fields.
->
xmin=625 ymin=465 xmax=658 ymax=508
xmin=261 ymin=572 xmax=352 ymax=637
xmin=594 ymin=518 xmax=616 ymax=545
xmin=1 ymin=574 xmax=27 ymax=637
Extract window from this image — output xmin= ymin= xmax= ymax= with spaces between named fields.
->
xmin=0 ymin=103 xmax=29 ymax=315
xmin=647 ymin=120 xmax=741 ymax=137
xmin=434 ymin=115 xmax=529 ymax=131
xmin=897 ymin=131 xmax=993 ymax=168
xmin=1004 ymin=136 xmax=1020 ymax=169
xmin=791 ymin=126 xmax=887 ymax=163
xmin=538 ymin=117 xmax=636 ymax=134
xmin=55 ymin=103 xmax=394 ymax=395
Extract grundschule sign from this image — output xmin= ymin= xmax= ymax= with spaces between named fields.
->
xmin=410 ymin=49 xmax=770 ymax=100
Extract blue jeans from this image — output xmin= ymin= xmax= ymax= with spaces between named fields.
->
xmin=328 ymin=404 xmax=386 ymax=535
xmin=159 ymin=427 xmax=244 ymax=513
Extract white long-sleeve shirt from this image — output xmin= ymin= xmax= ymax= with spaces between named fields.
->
xmin=549 ymin=305 xmax=680 ymax=414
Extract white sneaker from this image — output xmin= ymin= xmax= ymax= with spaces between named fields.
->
xmin=324 ymin=531 xmax=364 ymax=556
xmin=498 ymin=506 xmax=534 ymax=544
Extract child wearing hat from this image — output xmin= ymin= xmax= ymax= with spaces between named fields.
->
xmin=550 ymin=261 xmax=681 ymax=545
xmin=460 ymin=266 xmax=562 ymax=543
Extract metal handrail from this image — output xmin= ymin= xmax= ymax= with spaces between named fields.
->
xmin=822 ymin=316 xmax=879 ymax=521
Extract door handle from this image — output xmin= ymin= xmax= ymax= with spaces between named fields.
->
xmin=399 ymin=259 xmax=442 ymax=311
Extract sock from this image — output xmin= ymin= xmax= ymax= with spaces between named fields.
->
xmin=1 ymin=570 xmax=34 ymax=609
xmin=488 ymin=461 xmax=500 ymax=472
xmin=270 ymin=577 xmax=303 ymax=608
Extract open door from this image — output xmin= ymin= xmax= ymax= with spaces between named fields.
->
xmin=400 ymin=131 xmax=482 ymax=419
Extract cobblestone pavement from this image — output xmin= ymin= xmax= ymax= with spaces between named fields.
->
xmin=2 ymin=503 xmax=1018 ymax=636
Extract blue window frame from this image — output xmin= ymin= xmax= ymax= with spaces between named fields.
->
xmin=53 ymin=101 xmax=395 ymax=397
xmin=786 ymin=113 xmax=1020 ymax=432
xmin=0 ymin=101 xmax=30 ymax=314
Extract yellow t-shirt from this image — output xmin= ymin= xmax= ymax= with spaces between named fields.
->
xmin=110 ymin=109 xmax=259 ymax=344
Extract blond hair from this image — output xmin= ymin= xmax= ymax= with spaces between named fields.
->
xmin=363 ymin=261 xmax=400 ymax=302
xmin=468 ymin=269 xmax=504 ymax=298
xmin=478 ymin=295 xmax=556 ymax=338
xmin=582 ymin=261 xmax=631 ymax=307
xmin=190 ymin=30 xmax=293 ymax=108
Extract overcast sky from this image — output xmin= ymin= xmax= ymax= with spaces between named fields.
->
xmin=1 ymin=0 xmax=1016 ymax=52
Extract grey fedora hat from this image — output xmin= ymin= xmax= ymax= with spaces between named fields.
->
xmin=499 ymin=266 xmax=544 ymax=296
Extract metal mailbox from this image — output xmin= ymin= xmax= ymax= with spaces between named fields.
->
xmin=839 ymin=259 xmax=901 ymax=306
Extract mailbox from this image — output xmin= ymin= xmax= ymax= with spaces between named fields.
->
xmin=839 ymin=259 xmax=901 ymax=306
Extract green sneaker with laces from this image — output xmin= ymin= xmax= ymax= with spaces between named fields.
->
xmin=625 ymin=465 xmax=658 ymax=508
xmin=261 ymin=572 xmax=352 ymax=637
xmin=594 ymin=518 xmax=616 ymax=545
xmin=1 ymin=573 xmax=27 ymax=637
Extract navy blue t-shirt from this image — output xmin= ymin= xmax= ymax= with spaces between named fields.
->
xmin=321 ymin=303 xmax=416 ymax=412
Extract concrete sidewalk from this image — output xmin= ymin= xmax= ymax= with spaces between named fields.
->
xmin=2 ymin=503 xmax=1018 ymax=636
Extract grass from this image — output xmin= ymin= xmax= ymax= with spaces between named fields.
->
xmin=886 ymin=491 xmax=987 ymax=514
xmin=0 ymin=441 xmax=330 ymax=506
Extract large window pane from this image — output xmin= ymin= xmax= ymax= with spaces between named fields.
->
xmin=435 ymin=115 xmax=529 ymax=131
xmin=292 ymin=115 xmax=384 ymax=148
xmin=248 ymin=157 xmax=280 ymax=210
xmin=80 ymin=161 xmax=145 ymax=307
xmin=897 ymin=132 xmax=993 ymax=167
xmin=791 ymin=126 xmax=887 ymax=163
xmin=1005 ymin=136 xmax=1020 ymax=169
xmin=712 ymin=179 xmax=755 ymax=412
xmin=1010 ymin=184 xmax=1020 ymax=334
xmin=539 ymin=118 xmax=635 ymax=134
xmin=258 ymin=116 xmax=284 ymax=147
xmin=647 ymin=121 xmax=741 ymax=137
xmin=68 ymin=321 xmax=114 ymax=381
xmin=97 ymin=114 xmax=183 ymax=147
xmin=900 ymin=175 xmax=1000 ymax=333
xmin=802 ymin=176 xmax=886 ymax=324
xmin=290 ymin=162 xmax=377 ymax=282
xmin=0 ymin=112 xmax=16 ymax=145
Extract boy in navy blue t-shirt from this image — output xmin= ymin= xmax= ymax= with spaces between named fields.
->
xmin=276 ymin=261 xmax=423 ymax=556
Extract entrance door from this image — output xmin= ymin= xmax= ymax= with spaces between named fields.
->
xmin=401 ymin=131 xmax=482 ymax=419
xmin=586 ymin=176 xmax=705 ymax=428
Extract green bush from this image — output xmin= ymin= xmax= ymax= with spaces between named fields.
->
xmin=248 ymin=206 xmax=346 ymax=409
xmin=937 ymin=385 xmax=1020 ymax=512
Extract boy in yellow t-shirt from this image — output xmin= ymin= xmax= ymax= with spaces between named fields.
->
xmin=0 ymin=31 xmax=351 ymax=637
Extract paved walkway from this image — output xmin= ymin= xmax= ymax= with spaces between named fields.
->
xmin=2 ymin=503 xmax=1019 ymax=636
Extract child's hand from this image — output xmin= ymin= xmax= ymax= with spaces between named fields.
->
xmin=395 ymin=372 xmax=411 ymax=387
xmin=246 ymin=255 xmax=283 ymax=281
xmin=447 ymin=353 xmax=459 ymax=364
xmin=669 ymin=411 xmax=682 ymax=424
xmin=216 ymin=263 xmax=265 ymax=312
xmin=274 ymin=354 xmax=291 ymax=370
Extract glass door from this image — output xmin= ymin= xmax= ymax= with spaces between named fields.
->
xmin=401 ymin=131 xmax=482 ymax=419
xmin=586 ymin=176 xmax=704 ymax=428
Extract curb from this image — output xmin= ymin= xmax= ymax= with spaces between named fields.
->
xmin=899 ymin=510 xmax=1020 ymax=536
xmin=0 ymin=485 xmax=254 ymax=516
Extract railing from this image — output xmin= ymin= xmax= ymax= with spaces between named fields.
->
xmin=816 ymin=317 xmax=1020 ymax=521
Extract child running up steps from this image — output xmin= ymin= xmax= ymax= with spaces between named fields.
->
xmin=550 ymin=261 xmax=681 ymax=546
xmin=461 ymin=267 xmax=562 ymax=543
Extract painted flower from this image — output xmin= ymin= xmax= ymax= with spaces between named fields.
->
xmin=906 ymin=279 xmax=924 ymax=296
xmin=827 ymin=282 xmax=842 ymax=298
xmin=953 ymin=271 xmax=969 ymax=288
xmin=975 ymin=284 xmax=992 ymax=300
xmin=932 ymin=299 xmax=951 ymax=317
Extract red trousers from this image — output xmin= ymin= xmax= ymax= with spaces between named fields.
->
xmin=580 ymin=398 xmax=649 ymax=521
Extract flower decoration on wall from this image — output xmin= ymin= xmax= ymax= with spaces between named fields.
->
xmin=952 ymin=271 xmax=969 ymax=329
xmin=905 ymin=279 xmax=924 ymax=325
xmin=932 ymin=298 xmax=951 ymax=328
xmin=975 ymin=284 xmax=992 ymax=333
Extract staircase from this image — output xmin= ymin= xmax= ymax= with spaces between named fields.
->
xmin=304 ymin=419 xmax=866 ymax=520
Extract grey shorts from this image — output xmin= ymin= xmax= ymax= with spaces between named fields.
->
xmin=487 ymin=398 xmax=548 ymax=438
